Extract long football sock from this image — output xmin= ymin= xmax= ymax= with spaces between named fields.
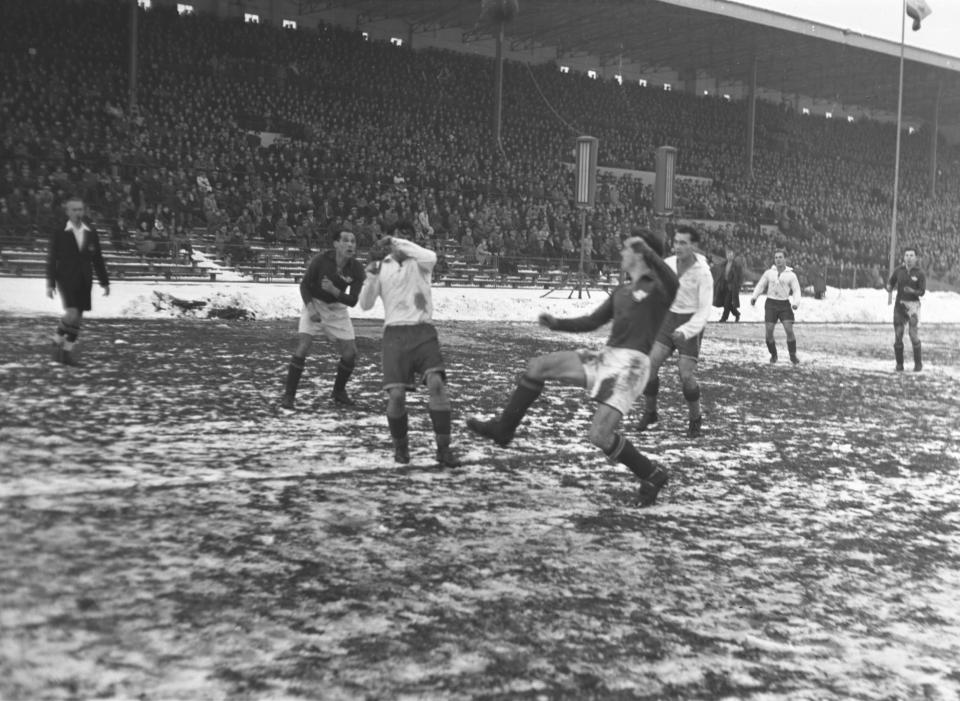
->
xmin=642 ymin=375 xmax=659 ymax=414
xmin=604 ymin=433 xmax=655 ymax=480
xmin=683 ymin=384 xmax=701 ymax=420
xmin=388 ymin=412 xmax=409 ymax=442
xmin=429 ymin=409 xmax=452 ymax=449
xmin=499 ymin=375 xmax=544 ymax=436
xmin=333 ymin=357 xmax=355 ymax=393
xmin=284 ymin=355 xmax=305 ymax=398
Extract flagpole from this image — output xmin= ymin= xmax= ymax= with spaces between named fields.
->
xmin=889 ymin=0 xmax=907 ymax=279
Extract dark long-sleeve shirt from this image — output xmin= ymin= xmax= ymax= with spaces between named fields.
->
xmin=887 ymin=265 xmax=926 ymax=305
xmin=300 ymin=249 xmax=365 ymax=307
xmin=552 ymin=255 xmax=679 ymax=354
xmin=46 ymin=221 xmax=110 ymax=292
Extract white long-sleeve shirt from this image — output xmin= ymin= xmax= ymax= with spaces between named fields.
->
xmin=665 ymin=253 xmax=713 ymax=340
xmin=358 ymin=237 xmax=436 ymax=326
xmin=751 ymin=265 xmax=801 ymax=306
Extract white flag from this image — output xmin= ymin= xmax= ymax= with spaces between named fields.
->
xmin=906 ymin=0 xmax=932 ymax=31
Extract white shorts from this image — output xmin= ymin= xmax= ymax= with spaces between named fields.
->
xmin=578 ymin=345 xmax=651 ymax=416
xmin=298 ymin=299 xmax=355 ymax=341
xmin=903 ymin=300 xmax=921 ymax=322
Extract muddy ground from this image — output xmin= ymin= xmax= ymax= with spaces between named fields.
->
xmin=1 ymin=317 xmax=959 ymax=700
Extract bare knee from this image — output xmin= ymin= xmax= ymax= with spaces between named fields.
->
xmin=587 ymin=423 xmax=615 ymax=451
xmin=386 ymin=388 xmax=406 ymax=414
xmin=295 ymin=335 xmax=313 ymax=357
xmin=340 ymin=342 xmax=357 ymax=364
xmin=525 ymin=356 xmax=545 ymax=380
xmin=424 ymin=372 xmax=449 ymax=402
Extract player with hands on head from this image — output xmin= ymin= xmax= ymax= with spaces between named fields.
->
xmin=280 ymin=229 xmax=365 ymax=410
xmin=358 ymin=222 xmax=463 ymax=469
xmin=467 ymin=228 xmax=680 ymax=507
xmin=749 ymin=249 xmax=802 ymax=365
xmin=885 ymin=247 xmax=926 ymax=372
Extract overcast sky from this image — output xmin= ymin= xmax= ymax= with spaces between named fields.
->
xmin=737 ymin=0 xmax=957 ymax=59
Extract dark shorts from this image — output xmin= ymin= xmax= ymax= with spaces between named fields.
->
xmin=764 ymin=298 xmax=794 ymax=324
xmin=381 ymin=323 xmax=446 ymax=390
xmin=58 ymin=280 xmax=93 ymax=312
xmin=654 ymin=311 xmax=702 ymax=359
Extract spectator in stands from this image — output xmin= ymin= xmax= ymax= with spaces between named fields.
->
xmin=227 ymin=225 xmax=250 ymax=264
xmin=134 ymin=221 xmax=157 ymax=261
xmin=275 ymin=216 xmax=295 ymax=250
xmin=0 ymin=198 xmax=13 ymax=238
xmin=4 ymin=0 xmax=960 ymax=288
xmin=45 ymin=196 xmax=110 ymax=366
xmin=170 ymin=223 xmax=193 ymax=262
xmin=461 ymin=229 xmax=477 ymax=264
xmin=109 ymin=216 xmax=129 ymax=251
xmin=476 ymin=238 xmax=491 ymax=268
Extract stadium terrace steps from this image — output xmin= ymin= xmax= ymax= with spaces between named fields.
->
xmin=1 ymin=237 xmax=623 ymax=290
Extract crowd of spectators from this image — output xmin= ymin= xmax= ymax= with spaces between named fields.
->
xmin=2 ymin=0 xmax=960 ymax=288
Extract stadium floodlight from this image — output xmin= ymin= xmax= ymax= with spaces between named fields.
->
xmin=587 ymin=70 xmax=597 ymax=79
xmin=559 ymin=65 xmax=570 ymax=73
xmin=244 ymin=13 xmax=259 ymax=23
xmin=654 ymin=146 xmax=677 ymax=216
xmin=283 ymin=19 xmax=297 ymax=29
xmin=574 ymin=136 xmax=598 ymax=208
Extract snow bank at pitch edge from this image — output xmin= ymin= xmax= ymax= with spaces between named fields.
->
xmin=1 ymin=277 xmax=959 ymax=324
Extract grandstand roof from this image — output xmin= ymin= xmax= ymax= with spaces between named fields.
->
xmin=299 ymin=0 xmax=960 ymax=129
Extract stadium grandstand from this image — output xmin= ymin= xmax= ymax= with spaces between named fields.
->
xmin=3 ymin=0 xmax=960 ymax=292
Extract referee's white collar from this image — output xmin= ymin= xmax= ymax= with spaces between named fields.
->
xmin=65 ymin=221 xmax=90 ymax=232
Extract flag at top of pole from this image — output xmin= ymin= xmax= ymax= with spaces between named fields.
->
xmin=906 ymin=0 xmax=932 ymax=31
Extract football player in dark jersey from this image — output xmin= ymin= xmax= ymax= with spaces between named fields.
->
xmin=467 ymin=228 xmax=680 ymax=507
xmin=280 ymin=229 xmax=366 ymax=409
xmin=886 ymin=247 xmax=927 ymax=372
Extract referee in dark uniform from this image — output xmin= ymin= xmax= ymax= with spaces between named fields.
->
xmin=45 ymin=196 xmax=110 ymax=365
